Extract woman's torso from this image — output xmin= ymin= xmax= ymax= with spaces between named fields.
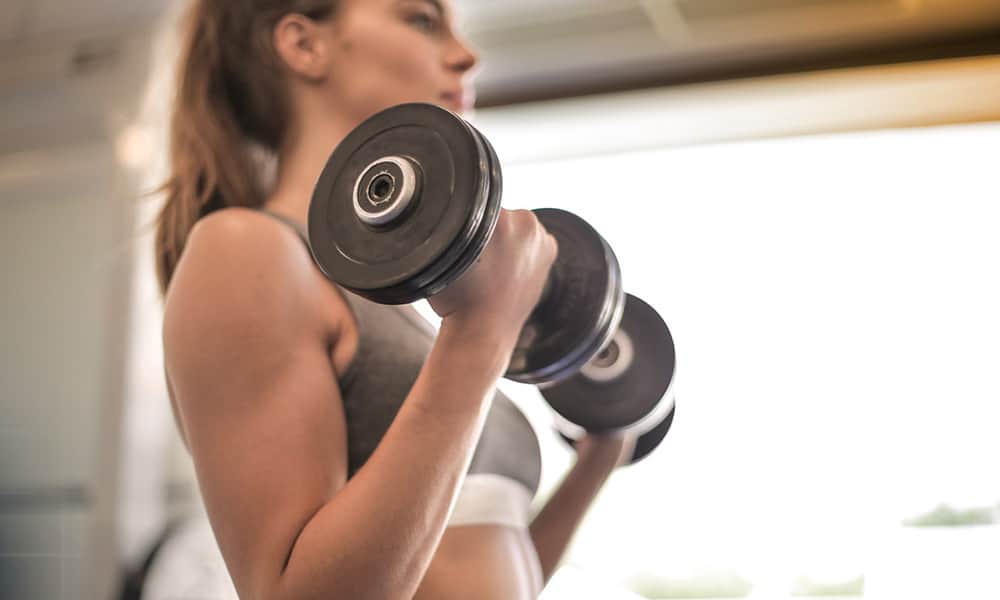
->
xmin=162 ymin=207 xmax=544 ymax=599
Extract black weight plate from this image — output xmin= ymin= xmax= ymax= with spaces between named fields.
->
xmin=422 ymin=123 xmax=503 ymax=297
xmin=506 ymin=209 xmax=625 ymax=383
xmin=541 ymin=294 xmax=675 ymax=432
xmin=629 ymin=403 xmax=674 ymax=464
xmin=557 ymin=402 xmax=675 ymax=466
xmin=308 ymin=103 xmax=490 ymax=304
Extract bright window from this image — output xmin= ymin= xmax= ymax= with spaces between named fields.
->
xmin=490 ymin=122 xmax=1000 ymax=598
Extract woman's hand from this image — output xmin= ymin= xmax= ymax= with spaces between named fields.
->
xmin=429 ymin=209 xmax=557 ymax=345
xmin=574 ymin=430 xmax=639 ymax=471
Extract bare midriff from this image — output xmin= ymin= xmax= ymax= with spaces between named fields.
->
xmin=415 ymin=524 xmax=544 ymax=599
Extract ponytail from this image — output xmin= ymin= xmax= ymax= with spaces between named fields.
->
xmin=154 ymin=0 xmax=336 ymax=295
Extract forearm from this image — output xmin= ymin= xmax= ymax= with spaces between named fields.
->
xmin=529 ymin=449 xmax=619 ymax=584
xmin=272 ymin=319 xmax=516 ymax=600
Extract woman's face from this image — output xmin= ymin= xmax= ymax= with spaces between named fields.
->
xmin=316 ymin=0 xmax=479 ymax=120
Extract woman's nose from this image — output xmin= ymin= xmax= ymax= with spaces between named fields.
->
xmin=446 ymin=35 xmax=479 ymax=75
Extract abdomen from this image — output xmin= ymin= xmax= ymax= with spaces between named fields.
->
xmin=415 ymin=525 xmax=543 ymax=600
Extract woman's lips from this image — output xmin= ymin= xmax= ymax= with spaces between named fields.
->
xmin=441 ymin=90 xmax=472 ymax=112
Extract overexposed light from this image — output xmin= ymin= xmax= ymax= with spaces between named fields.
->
xmin=116 ymin=123 xmax=154 ymax=169
xmin=541 ymin=566 xmax=645 ymax=600
xmin=487 ymin=120 xmax=1000 ymax=595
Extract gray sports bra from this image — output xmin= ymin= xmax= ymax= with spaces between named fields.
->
xmin=258 ymin=209 xmax=542 ymax=497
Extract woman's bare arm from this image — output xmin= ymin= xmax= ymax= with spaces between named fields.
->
xmin=529 ymin=434 xmax=631 ymax=584
xmin=164 ymin=208 xmax=553 ymax=600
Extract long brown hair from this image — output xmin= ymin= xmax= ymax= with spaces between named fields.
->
xmin=155 ymin=0 xmax=337 ymax=295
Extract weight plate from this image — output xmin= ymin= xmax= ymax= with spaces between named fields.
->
xmin=308 ymin=103 xmax=491 ymax=304
xmin=629 ymin=403 xmax=674 ymax=464
xmin=421 ymin=122 xmax=504 ymax=297
xmin=506 ymin=209 xmax=625 ymax=384
xmin=541 ymin=293 xmax=675 ymax=432
xmin=557 ymin=402 xmax=675 ymax=466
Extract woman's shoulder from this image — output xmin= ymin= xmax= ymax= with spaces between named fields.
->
xmin=175 ymin=206 xmax=311 ymax=291
xmin=164 ymin=206 xmax=345 ymax=343
xmin=189 ymin=206 xmax=301 ymax=255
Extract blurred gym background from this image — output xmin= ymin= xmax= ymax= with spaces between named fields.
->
xmin=2 ymin=1 xmax=999 ymax=598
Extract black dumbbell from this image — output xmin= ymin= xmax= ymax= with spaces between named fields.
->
xmin=308 ymin=103 xmax=624 ymax=384
xmin=545 ymin=294 xmax=677 ymax=465
xmin=557 ymin=406 xmax=675 ymax=466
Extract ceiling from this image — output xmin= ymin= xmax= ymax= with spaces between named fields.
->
xmin=0 ymin=0 xmax=998 ymax=154
xmin=3 ymin=1 xmax=999 ymax=93
xmin=0 ymin=0 xmax=168 ymax=46
xmin=457 ymin=0 xmax=1000 ymax=104
xmin=3 ymin=0 xmax=1000 ymax=97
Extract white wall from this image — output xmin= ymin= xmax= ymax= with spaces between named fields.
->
xmin=489 ymin=121 xmax=1000 ymax=597
xmin=0 ymin=23 xmax=154 ymax=600
xmin=470 ymin=58 xmax=1000 ymax=596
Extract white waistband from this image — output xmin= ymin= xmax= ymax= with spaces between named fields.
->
xmin=447 ymin=473 xmax=534 ymax=528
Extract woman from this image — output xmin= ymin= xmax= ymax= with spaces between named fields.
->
xmin=155 ymin=1 xmax=633 ymax=598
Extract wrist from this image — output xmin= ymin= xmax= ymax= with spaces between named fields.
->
xmin=572 ymin=448 xmax=621 ymax=477
xmin=438 ymin=315 xmax=517 ymax=377
xmin=573 ymin=432 xmax=634 ymax=472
